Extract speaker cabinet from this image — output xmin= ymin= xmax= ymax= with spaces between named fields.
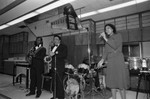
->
xmin=43 ymin=77 xmax=52 ymax=92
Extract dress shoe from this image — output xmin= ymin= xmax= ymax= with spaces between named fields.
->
xmin=26 ymin=92 xmax=35 ymax=96
xmin=50 ymin=97 xmax=54 ymax=99
xmin=50 ymin=97 xmax=62 ymax=99
xmin=35 ymin=94 xmax=41 ymax=98
xmin=36 ymin=92 xmax=41 ymax=98
xmin=97 ymin=87 xmax=101 ymax=92
xmin=50 ymin=97 xmax=59 ymax=99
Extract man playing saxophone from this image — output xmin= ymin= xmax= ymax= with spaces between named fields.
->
xmin=50 ymin=35 xmax=68 ymax=99
xmin=26 ymin=37 xmax=46 ymax=98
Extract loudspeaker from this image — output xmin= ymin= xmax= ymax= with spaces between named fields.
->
xmin=43 ymin=77 xmax=52 ymax=92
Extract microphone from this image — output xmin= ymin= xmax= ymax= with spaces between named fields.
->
xmin=99 ymin=34 xmax=102 ymax=38
xmin=99 ymin=32 xmax=105 ymax=38
xmin=99 ymin=33 xmax=103 ymax=38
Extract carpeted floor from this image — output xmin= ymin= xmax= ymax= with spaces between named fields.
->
xmin=0 ymin=93 xmax=11 ymax=99
xmin=83 ymin=85 xmax=112 ymax=99
xmin=65 ymin=89 xmax=111 ymax=99
xmin=0 ymin=74 xmax=147 ymax=99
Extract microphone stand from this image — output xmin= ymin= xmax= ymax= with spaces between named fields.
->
xmin=86 ymin=27 xmax=97 ymax=99
xmin=54 ymin=53 xmax=57 ymax=99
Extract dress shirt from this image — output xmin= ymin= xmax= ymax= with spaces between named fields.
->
xmin=52 ymin=44 xmax=59 ymax=53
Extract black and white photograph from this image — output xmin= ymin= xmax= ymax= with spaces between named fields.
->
xmin=0 ymin=0 xmax=150 ymax=99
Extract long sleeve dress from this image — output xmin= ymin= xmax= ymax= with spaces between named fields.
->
xmin=102 ymin=33 xmax=129 ymax=89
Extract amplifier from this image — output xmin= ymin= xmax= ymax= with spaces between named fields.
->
xmin=43 ymin=77 xmax=52 ymax=92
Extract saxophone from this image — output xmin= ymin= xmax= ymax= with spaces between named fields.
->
xmin=44 ymin=55 xmax=52 ymax=64
xmin=26 ymin=46 xmax=35 ymax=64
xmin=44 ymin=45 xmax=52 ymax=64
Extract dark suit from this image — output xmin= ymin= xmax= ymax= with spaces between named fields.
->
xmin=51 ymin=44 xmax=67 ymax=99
xmin=30 ymin=46 xmax=46 ymax=95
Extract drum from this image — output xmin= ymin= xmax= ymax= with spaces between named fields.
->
xmin=146 ymin=58 xmax=150 ymax=70
xmin=65 ymin=64 xmax=74 ymax=75
xmin=129 ymin=57 xmax=142 ymax=70
xmin=77 ymin=63 xmax=89 ymax=76
xmin=142 ymin=58 xmax=150 ymax=70
xmin=63 ymin=74 xmax=85 ymax=96
xmin=87 ymin=69 xmax=97 ymax=78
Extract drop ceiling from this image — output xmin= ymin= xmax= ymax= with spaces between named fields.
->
xmin=0 ymin=0 xmax=150 ymax=36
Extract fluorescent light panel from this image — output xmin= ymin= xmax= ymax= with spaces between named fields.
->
xmin=36 ymin=0 xmax=75 ymax=14
xmin=7 ymin=12 xmax=39 ymax=26
xmin=79 ymin=0 xmax=149 ymax=18
xmin=1 ymin=0 xmax=147 ymax=30
xmin=79 ymin=11 xmax=98 ymax=18
xmin=0 ymin=24 xmax=9 ymax=30
xmin=0 ymin=0 xmax=75 ymax=30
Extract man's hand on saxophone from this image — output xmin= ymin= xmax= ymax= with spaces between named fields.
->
xmin=49 ymin=51 xmax=55 ymax=57
xmin=44 ymin=50 xmax=53 ymax=64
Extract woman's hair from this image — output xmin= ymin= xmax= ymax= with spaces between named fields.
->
xmin=104 ymin=24 xmax=117 ymax=34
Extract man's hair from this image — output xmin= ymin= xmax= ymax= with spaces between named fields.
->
xmin=35 ymin=37 xmax=43 ymax=46
xmin=54 ymin=35 xmax=61 ymax=40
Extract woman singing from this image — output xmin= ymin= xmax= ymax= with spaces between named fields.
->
xmin=98 ymin=24 xmax=129 ymax=99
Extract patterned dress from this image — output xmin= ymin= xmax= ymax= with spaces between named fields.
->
xmin=102 ymin=33 xmax=129 ymax=89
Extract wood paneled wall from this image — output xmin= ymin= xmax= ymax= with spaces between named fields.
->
xmin=9 ymin=32 xmax=28 ymax=54
xmin=61 ymin=19 xmax=95 ymax=67
xmin=95 ymin=11 xmax=150 ymax=58
xmin=0 ymin=35 xmax=9 ymax=72
xmin=96 ymin=11 xmax=150 ymax=43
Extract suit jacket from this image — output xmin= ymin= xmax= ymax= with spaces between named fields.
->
xmin=51 ymin=44 xmax=68 ymax=73
xmin=31 ymin=46 xmax=46 ymax=74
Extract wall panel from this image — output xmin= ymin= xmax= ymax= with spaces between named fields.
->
xmin=142 ymin=27 xmax=150 ymax=41
xmin=74 ymin=45 xmax=88 ymax=67
xmin=119 ymin=30 xmax=129 ymax=42
xmin=62 ymin=35 xmax=75 ymax=65
xmin=128 ymin=28 xmax=141 ymax=42
xmin=142 ymin=11 xmax=150 ymax=27
xmin=96 ymin=21 xmax=104 ymax=34
xmin=127 ymin=14 xmax=139 ymax=29
xmin=115 ymin=17 xmax=126 ymax=31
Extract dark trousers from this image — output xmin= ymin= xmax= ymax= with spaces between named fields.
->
xmin=51 ymin=69 xmax=65 ymax=99
xmin=30 ymin=67 xmax=42 ymax=94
